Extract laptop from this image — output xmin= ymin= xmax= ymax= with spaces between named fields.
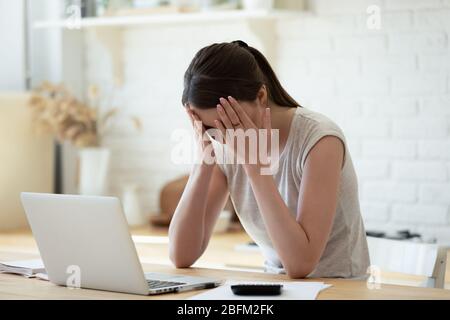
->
xmin=20 ymin=192 xmax=221 ymax=295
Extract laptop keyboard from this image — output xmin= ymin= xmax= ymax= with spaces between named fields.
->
xmin=147 ymin=279 xmax=186 ymax=290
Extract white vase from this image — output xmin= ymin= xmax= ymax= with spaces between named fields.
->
xmin=122 ymin=184 xmax=145 ymax=227
xmin=78 ymin=147 xmax=111 ymax=196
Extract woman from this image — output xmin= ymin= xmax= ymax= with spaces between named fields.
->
xmin=168 ymin=40 xmax=370 ymax=279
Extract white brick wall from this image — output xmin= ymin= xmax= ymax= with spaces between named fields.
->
xmin=277 ymin=0 xmax=450 ymax=242
xmin=83 ymin=0 xmax=450 ymax=242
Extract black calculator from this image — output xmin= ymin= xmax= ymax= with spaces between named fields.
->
xmin=230 ymin=284 xmax=283 ymax=296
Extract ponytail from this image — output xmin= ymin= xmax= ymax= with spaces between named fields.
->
xmin=183 ymin=40 xmax=300 ymax=109
xmin=245 ymin=45 xmax=300 ymax=108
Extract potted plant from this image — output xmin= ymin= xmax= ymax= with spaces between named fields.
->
xmin=28 ymin=82 xmax=141 ymax=196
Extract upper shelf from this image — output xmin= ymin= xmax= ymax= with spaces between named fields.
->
xmin=33 ymin=9 xmax=300 ymax=29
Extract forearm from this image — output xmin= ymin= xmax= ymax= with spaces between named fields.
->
xmin=168 ymin=163 xmax=215 ymax=267
xmin=244 ymin=166 xmax=315 ymax=278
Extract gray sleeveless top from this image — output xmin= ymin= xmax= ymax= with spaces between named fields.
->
xmin=214 ymin=107 xmax=370 ymax=278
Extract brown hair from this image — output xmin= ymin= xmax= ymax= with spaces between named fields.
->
xmin=182 ymin=40 xmax=299 ymax=109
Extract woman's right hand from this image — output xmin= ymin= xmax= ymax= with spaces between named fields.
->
xmin=185 ymin=105 xmax=215 ymax=165
xmin=170 ymin=106 xmax=229 ymax=268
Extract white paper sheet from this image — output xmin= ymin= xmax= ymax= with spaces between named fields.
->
xmin=0 ymin=259 xmax=44 ymax=270
xmin=0 ymin=259 xmax=46 ymax=278
xmin=189 ymin=280 xmax=332 ymax=300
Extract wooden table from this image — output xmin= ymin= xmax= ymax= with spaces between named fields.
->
xmin=1 ymin=226 xmax=450 ymax=300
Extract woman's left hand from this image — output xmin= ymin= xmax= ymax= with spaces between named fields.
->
xmin=214 ymin=96 xmax=273 ymax=174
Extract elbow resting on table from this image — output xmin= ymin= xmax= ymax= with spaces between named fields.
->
xmin=169 ymin=253 xmax=195 ymax=269
xmin=284 ymin=261 xmax=316 ymax=279
xmin=169 ymin=245 xmax=199 ymax=269
xmin=168 ymin=235 xmax=199 ymax=268
xmin=286 ymin=269 xmax=311 ymax=279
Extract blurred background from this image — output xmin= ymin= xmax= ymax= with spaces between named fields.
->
xmin=0 ymin=0 xmax=449 ymax=250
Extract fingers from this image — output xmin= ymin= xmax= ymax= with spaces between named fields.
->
xmin=184 ymin=105 xmax=195 ymax=126
xmin=216 ymin=104 xmax=235 ymax=129
xmin=185 ymin=105 xmax=215 ymax=152
xmin=186 ymin=106 xmax=201 ymax=131
xmin=227 ymin=96 xmax=253 ymax=128
xmin=192 ymin=114 xmax=204 ymax=134
xmin=186 ymin=106 xmax=204 ymax=135
xmin=219 ymin=97 xmax=241 ymax=127
xmin=214 ymin=119 xmax=226 ymax=140
xmin=185 ymin=103 xmax=199 ymax=125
